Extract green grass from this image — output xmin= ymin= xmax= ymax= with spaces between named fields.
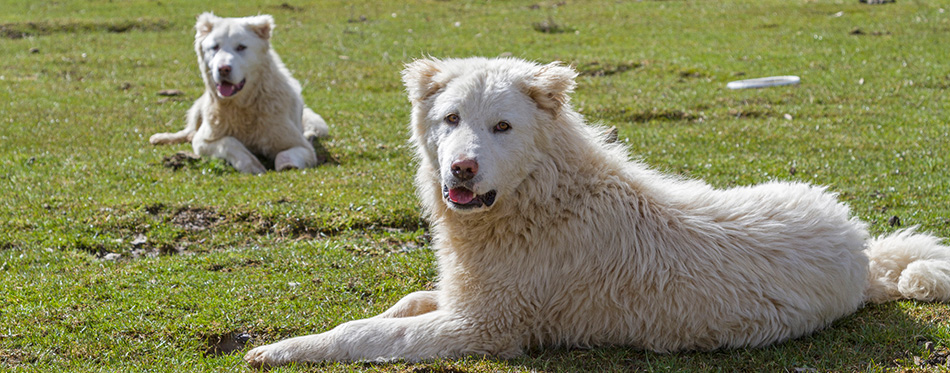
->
xmin=1 ymin=0 xmax=949 ymax=371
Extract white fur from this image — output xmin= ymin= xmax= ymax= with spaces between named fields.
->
xmin=244 ymin=57 xmax=950 ymax=367
xmin=149 ymin=12 xmax=329 ymax=174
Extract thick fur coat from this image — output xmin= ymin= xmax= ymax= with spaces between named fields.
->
xmin=149 ymin=13 xmax=328 ymax=174
xmin=244 ymin=57 xmax=950 ymax=367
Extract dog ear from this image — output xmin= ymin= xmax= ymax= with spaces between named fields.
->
xmin=246 ymin=15 xmax=275 ymax=40
xmin=195 ymin=12 xmax=219 ymax=39
xmin=402 ymin=58 xmax=444 ymax=103
xmin=523 ymin=62 xmax=578 ymax=115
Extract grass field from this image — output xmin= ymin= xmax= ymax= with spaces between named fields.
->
xmin=1 ymin=0 xmax=949 ymax=371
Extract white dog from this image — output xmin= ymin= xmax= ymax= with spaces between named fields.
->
xmin=149 ymin=13 xmax=329 ymax=174
xmin=244 ymin=57 xmax=950 ymax=367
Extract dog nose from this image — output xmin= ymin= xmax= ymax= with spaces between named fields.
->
xmin=218 ymin=65 xmax=231 ymax=76
xmin=451 ymin=159 xmax=478 ymax=181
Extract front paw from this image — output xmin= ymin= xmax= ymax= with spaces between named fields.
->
xmin=244 ymin=343 xmax=293 ymax=368
xmin=275 ymin=152 xmax=304 ymax=171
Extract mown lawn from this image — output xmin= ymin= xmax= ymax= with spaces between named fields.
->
xmin=1 ymin=0 xmax=948 ymax=371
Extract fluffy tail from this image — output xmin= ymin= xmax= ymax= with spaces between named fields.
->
xmin=302 ymin=107 xmax=330 ymax=141
xmin=866 ymin=228 xmax=950 ymax=303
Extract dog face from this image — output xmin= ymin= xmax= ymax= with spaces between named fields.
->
xmin=403 ymin=58 xmax=577 ymax=213
xmin=194 ymin=13 xmax=274 ymax=99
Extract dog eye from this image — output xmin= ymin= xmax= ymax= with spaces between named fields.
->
xmin=494 ymin=121 xmax=511 ymax=132
xmin=444 ymin=113 xmax=460 ymax=125
xmin=236 ymin=44 xmax=247 ymax=52
xmin=210 ymin=44 xmax=220 ymax=52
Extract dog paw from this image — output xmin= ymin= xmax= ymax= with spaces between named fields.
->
xmin=149 ymin=133 xmax=171 ymax=145
xmin=275 ymin=153 xmax=305 ymax=171
xmin=244 ymin=344 xmax=292 ymax=368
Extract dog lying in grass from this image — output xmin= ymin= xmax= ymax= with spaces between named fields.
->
xmin=244 ymin=57 xmax=950 ymax=367
xmin=149 ymin=13 xmax=328 ymax=174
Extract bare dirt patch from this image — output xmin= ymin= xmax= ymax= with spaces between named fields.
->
xmin=171 ymin=207 xmax=221 ymax=231
xmin=273 ymin=2 xmax=304 ymax=12
xmin=203 ymin=332 xmax=252 ymax=357
xmin=532 ymin=17 xmax=575 ymax=34
xmin=595 ymin=107 xmax=704 ymax=124
xmin=161 ymin=151 xmax=201 ymax=171
xmin=0 ymin=18 xmax=170 ymax=39
xmin=576 ymin=61 xmax=642 ymax=77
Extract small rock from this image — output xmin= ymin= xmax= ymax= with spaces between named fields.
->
xmin=102 ymin=253 xmax=122 ymax=261
xmin=234 ymin=333 xmax=252 ymax=343
xmin=29 ymin=47 xmax=39 ymax=54
xmin=888 ymin=215 xmax=901 ymax=227
xmin=131 ymin=234 xmax=148 ymax=247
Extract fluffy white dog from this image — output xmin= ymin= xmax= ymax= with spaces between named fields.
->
xmin=149 ymin=13 xmax=329 ymax=174
xmin=244 ymin=57 xmax=950 ymax=367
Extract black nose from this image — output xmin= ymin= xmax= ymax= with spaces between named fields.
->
xmin=451 ymin=159 xmax=478 ymax=181
xmin=218 ymin=65 xmax=231 ymax=76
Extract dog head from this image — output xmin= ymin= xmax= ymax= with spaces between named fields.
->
xmin=402 ymin=57 xmax=577 ymax=214
xmin=194 ymin=13 xmax=274 ymax=99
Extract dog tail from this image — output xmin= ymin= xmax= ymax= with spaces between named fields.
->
xmin=865 ymin=227 xmax=950 ymax=303
xmin=302 ymin=107 xmax=329 ymax=141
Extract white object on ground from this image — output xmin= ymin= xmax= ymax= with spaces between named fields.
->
xmin=727 ymin=75 xmax=800 ymax=89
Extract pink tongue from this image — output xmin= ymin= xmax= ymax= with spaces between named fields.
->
xmin=218 ymin=82 xmax=237 ymax=97
xmin=449 ymin=188 xmax=475 ymax=204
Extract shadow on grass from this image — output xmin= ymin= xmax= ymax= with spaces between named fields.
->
xmin=503 ymin=301 xmax=940 ymax=371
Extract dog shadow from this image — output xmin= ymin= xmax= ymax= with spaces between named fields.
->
xmin=504 ymin=302 xmax=943 ymax=371
xmin=250 ymin=136 xmax=338 ymax=170
xmin=310 ymin=136 xmax=339 ymax=166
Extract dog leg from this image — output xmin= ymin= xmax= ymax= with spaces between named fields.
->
xmin=149 ymin=94 xmax=205 ymax=145
xmin=194 ymin=136 xmax=266 ymax=174
xmin=149 ymin=128 xmax=194 ymax=145
xmin=244 ymin=310 xmax=519 ymax=367
xmin=275 ymin=145 xmax=317 ymax=171
xmin=372 ymin=291 xmax=439 ymax=319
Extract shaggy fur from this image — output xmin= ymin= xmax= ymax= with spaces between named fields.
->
xmin=149 ymin=13 xmax=329 ymax=174
xmin=244 ymin=57 xmax=950 ymax=367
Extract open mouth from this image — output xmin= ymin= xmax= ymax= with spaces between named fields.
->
xmin=443 ymin=185 xmax=497 ymax=209
xmin=216 ymin=79 xmax=246 ymax=97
